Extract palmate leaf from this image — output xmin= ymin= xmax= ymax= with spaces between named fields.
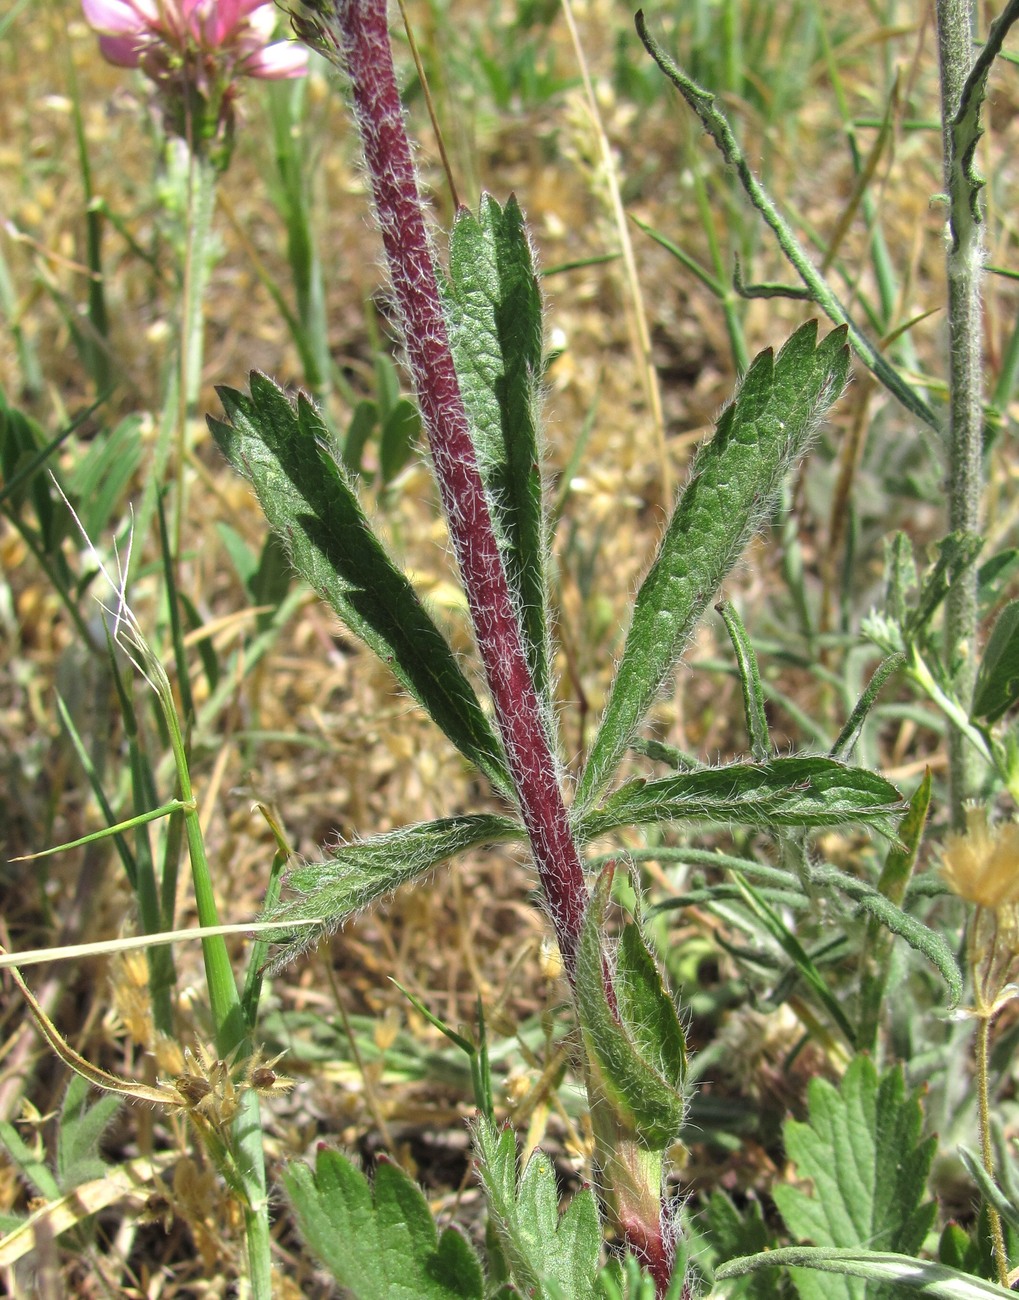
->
xmin=575 ymin=321 xmax=850 ymax=811
xmin=472 ymin=1118 xmax=602 ymax=1300
xmin=284 ymin=1147 xmax=484 ymax=1300
xmin=443 ymin=193 xmax=551 ymax=702
xmin=575 ymin=756 xmax=904 ymax=843
xmin=772 ymin=1056 xmax=936 ymax=1300
xmin=209 ymin=375 xmax=513 ymax=799
xmin=261 ymin=813 xmax=525 ymax=971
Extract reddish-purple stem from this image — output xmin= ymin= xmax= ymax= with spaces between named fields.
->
xmin=331 ymin=0 xmax=589 ymax=978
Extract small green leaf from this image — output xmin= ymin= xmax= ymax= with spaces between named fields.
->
xmin=978 ymin=550 xmax=1019 ymax=608
xmin=209 ymin=375 xmax=513 ymax=798
xmin=716 ymin=600 xmax=771 ymax=762
xmin=716 ymin=1247 xmax=1013 ymax=1298
xmin=883 ymin=532 xmax=918 ymax=628
xmin=57 ymin=1075 xmax=121 ymax=1192
xmin=858 ymin=769 xmax=935 ymax=1050
xmin=444 ymin=193 xmax=550 ymax=701
xmin=959 ymin=1147 xmax=1019 ymax=1236
xmin=575 ymin=867 xmax=687 ymax=1150
xmin=773 ymin=1056 xmax=936 ymax=1300
xmin=284 ymin=1147 xmax=484 ymax=1300
xmin=576 ymin=322 xmax=850 ymax=811
xmin=972 ymin=599 xmax=1019 ymax=724
xmin=576 ymin=757 xmax=904 ymax=843
xmin=473 ymin=1118 xmax=602 ymax=1300
xmin=830 ymin=654 xmax=907 ymax=761
xmin=262 ymin=813 xmax=525 ymax=969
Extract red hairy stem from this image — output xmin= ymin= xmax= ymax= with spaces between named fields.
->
xmin=330 ymin=0 xmax=589 ymax=977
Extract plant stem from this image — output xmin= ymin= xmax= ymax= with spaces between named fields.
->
xmin=935 ymin=0 xmax=984 ymax=825
xmin=322 ymin=0 xmax=590 ymax=978
xmin=174 ymin=146 xmax=218 ymax=561
xmin=156 ymin=652 xmax=271 ymax=1299
xmin=975 ymin=1007 xmax=1008 ymax=1288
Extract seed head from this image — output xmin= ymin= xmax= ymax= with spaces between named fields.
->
xmin=940 ymin=805 xmax=1019 ymax=911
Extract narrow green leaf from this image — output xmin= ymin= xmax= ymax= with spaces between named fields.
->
xmin=472 ymin=1118 xmax=602 ymax=1300
xmin=0 ymin=1121 xmax=61 ymax=1202
xmin=978 ymin=550 xmax=1019 ymax=608
xmin=379 ymin=397 xmax=421 ymax=485
xmin=772 ymin=1056 xmax=936 ymax=1300
xmin=575 ymin=867 xmax=687 ymax=1150
xmin=876 ymin=768 xmax=932 ymax=907
xmin=858 ymin=769 xmax=935 ymax=1050
xmin=959 ymin=1147 xmax=1019 ymax=1236
xmin=284 ymin=1147 xmax=484 ymax=1300
xmin=830 ymin=653 xmax=907 ymax=761
xmin=576 ymin=757 xmax=904 ymax=843
xmin=972 ymin=599 xmax=1019 ymax=724
xmin=731 ymin=874 xmax=858 ymax=1047
xmin=341 ymin=398 xmax=378 ymax=476
xmin=806 ymin=857 xmax=962 ymax=1009
xmin=209 ymin=375 xmax=512 ymax=798
xmin=262 ymin=814 xmax=525 ymax=971
xmin=716 ymin=601 xmax=772 ymax=761
xmin=715 ymin=1247 xmax=1013 ymax=1298
xmin=576 ymin=322 xmax=850 ymax=810
xmin=883 ymin=532 xmax=917 ymax=628
xmin=905 ymin=531 xmax=984 ymax=640
xmin=443 ymin=194 xmax=551 ymax=701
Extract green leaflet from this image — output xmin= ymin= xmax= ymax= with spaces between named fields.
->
xmin=283 ymin=1147 xmax=484 ymax=1300
xmin=261 ymin=813 xmax=525 ymax=971
xmin=208 ymin=374 xmax=513 ymax=799
xmin=443 ymin=194 xmax=551 ymax=702
xmin=575 ymin=867 xmax=688 ymax=1151
xmin=576 ymin=322 xmax=850 ymax=810
xmin=972 ymin=599 xmax=1019 ymax=724
xmin=473 ymin=1118 xmax=602 ymax=1300
xmin=772 ymin=1056 xmax=936 ymax=1300
xmin=716 ymin=1248 xmax=1014 ymax=1299
xmin=575 ymin=756 xmax=904 ymax=843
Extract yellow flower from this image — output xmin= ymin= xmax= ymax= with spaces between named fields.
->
xmin=940 ymin=805 xmax=1019 ymax=910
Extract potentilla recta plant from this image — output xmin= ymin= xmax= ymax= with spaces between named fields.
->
xmin=199 ymin=1 xmax=954 ymax=1294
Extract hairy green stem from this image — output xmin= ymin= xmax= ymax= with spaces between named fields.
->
xmin=935 ymin=0 xmax=984 ymax=825
xmin=975 ymin=1008 xmax=1008 ymax=1287
xmin=174 ymin=148 xmax=218 ymax=560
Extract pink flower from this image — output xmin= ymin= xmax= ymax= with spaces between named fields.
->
xmin=82 ymin=0 xmax=308 ymax=80
xmin=82 ymin=0 xmax=308 ymax=158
